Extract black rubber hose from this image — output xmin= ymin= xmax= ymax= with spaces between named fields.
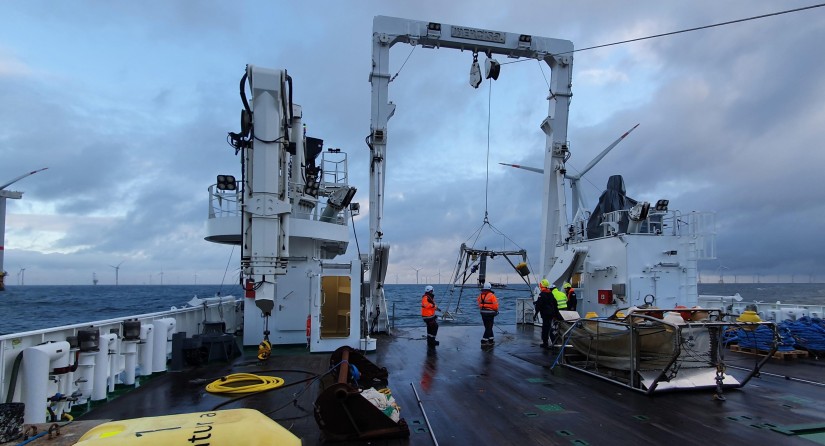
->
xmin=5 ymin=351 xmax=23 ymax=403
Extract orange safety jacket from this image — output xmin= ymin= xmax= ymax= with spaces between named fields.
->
xmin=421 ymin=293 xmax=436 ymax=318
xmin=478 ymin=290 xmax=499 ymax=312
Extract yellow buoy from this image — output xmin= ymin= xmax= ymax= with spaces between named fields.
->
xmin=736 ymin=310 xmax=761 ymax=323
xmin=76 ymin=409 xmax=300 ymax=445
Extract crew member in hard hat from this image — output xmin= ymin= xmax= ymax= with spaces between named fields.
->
xmin=564 ymin=282 xmax=577 ymax=312
xmin=421 ymin=285 xmax=440 ymax=347
xmin=550 ymin=283 xmax=568 ymax=343
xmin=552 ymin=283 xmax=568 ymax=313
xmin=477 ymin=282 xmax=499 ymax=346
xmin=534 ymin=279 xmax=561 ymax=349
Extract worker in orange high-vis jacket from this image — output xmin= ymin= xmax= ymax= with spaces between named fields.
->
xmin=421 ymin=285 xmax=440 ymax=347
xmin=477 ymin=282 xmax=499 ymax=346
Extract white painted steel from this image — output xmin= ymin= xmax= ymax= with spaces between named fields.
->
xmin=151 ymin=319 xmax=175 ymax=373
xmin=92 ymin=333 xmax=116 ymax=401
xmin=1 ymin=298 xmax=240 ymax=406
xmin=22 ymin=341 xmax=70 ymax=423
xmin=138 ymin=324 xmax=154 ymax=377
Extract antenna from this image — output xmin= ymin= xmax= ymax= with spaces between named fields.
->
xmin=0 ymin=167 xmax=48 ymax=291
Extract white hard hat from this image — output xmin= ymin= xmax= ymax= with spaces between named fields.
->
xmin=482 ymin=282 xmax=492 ymax=290
xmin=425 ymin=285 xmax=434 ymax=293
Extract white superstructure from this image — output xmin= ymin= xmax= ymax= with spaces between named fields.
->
xmin=205 ymin=65 xmax=366 ymax=352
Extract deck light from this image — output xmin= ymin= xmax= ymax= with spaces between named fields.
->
xmin=518 ymin=34 xmax=532 ymax=50
xmin=655 ymin=199 xmax=669 ymax=211
xmin=216 ymin=175 xmax=237 ymax=191
xmin=427 ymin=22 xmax=442 ymax=39
xmin=304 ymin=167 xmax=320 ymax=197
xmin=340 ymin=187 xmax=357 ymax=208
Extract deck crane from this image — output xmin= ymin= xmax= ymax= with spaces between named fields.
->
xmin=366 ymin=16 xmax=574 ymax=326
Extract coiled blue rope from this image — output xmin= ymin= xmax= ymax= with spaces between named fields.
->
xmin=734 ymin=324 xmax=795 ymax=351
xmin=780 ymin=317 xmax=825 ymax=351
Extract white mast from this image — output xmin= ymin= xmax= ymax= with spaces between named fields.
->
xmin=0 ymin=167 xmax=48 ymax=291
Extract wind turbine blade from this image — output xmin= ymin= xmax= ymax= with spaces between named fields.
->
xmin=0 ymin=167 xmax=49 ymax=191
xmin=571 ymin=123 xmax=639 ymax=180
xmin=498 ymin=162 xmax=544 ymax=174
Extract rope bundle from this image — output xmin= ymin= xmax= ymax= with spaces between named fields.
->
xmin=780 ymin=317 xmax=825 ymax=352
xmin=205 ymin=373 xmax=285 ymax=394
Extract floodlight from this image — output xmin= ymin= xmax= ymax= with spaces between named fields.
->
xmin=216 ymin=175 xmax=237 ymax=191
xmin=427 ymin=22 xmax=442 ymax=38
xmin=655 ymin=199 xmax=669 ymax=211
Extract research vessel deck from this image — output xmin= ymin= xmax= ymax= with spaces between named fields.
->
xmin=69 ymin=324 xmax=825 ymax=446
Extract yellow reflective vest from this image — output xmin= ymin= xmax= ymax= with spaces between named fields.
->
xmin=552 ymin=288 xmax=568 ymax=310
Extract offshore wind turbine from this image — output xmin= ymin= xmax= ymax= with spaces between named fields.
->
xmin=110 ymin=260 xmax=125 ymax=285
xmin=411 ymin=266 xmax=422 ymax=285
xmin=0 ymin=167 xmax=48 ymax=291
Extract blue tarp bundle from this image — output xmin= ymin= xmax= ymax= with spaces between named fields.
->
xmin=734 ymin=324 xmax=795 ymax=351
xmin=780 ymin=317 xmax=825 ymax=352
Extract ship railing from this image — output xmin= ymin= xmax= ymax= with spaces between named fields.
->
xmin=207 ymin=150 xmax=352 ymax=226
xmin=320 ymin=149 xmax=348 ymax=188
xmin=207 ymin=186 xmax=241 ymax=219
xmin=697 ymin=295 xmax=825 ymax=322
xmin=207 ymin=183 xmax=350 ymax=226
xmin=599 ymin=209 xmax=677 ymax=236
xmin=592 ymin=209 xmax=715 ymax=242
xmin=0 ymin=296 xmax=241 ymax=404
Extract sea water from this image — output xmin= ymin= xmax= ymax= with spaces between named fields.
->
xmin=2 ymin=283 xmax=824 ymax=336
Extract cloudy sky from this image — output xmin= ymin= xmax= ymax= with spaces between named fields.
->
xmin=2 ymin=1 xmax=824 ymax=286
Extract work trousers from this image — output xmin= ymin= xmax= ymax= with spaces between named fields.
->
xmin=480 ymin=311 xmax=496 ymax=340
xmin=423 ymin=315 xmax=438 ymax=345
xmin=540 ymin=316 xmax=554 ymax=345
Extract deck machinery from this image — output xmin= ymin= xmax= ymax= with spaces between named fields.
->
xmin=205 ymin=66 xmax=367 ymax=352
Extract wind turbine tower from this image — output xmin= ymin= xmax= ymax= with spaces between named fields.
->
xmin=0 ymin=168 xmax=48 ymax=291
xmin=110 ymin=260 xmax=125 ymax=286
xmin=411 ymin=266 xmax=422 ymax=285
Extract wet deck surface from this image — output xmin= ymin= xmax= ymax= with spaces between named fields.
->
xmin=66 ymin=323 xmax=825 ymax=445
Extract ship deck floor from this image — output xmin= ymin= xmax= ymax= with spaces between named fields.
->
xmin=73 ymin=323 xmax=825 ymax=446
